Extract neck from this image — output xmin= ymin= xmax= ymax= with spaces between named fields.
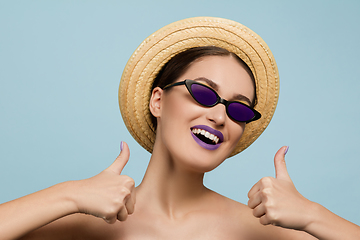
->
xmin=136 ymin=143 xmax=209 ymax=219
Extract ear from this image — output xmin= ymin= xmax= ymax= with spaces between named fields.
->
xmin=149 ymin=87 xmax=163 ymax=118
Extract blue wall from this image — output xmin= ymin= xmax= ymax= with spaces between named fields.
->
xmin=1 ymin=0 xmax=359 ymax=225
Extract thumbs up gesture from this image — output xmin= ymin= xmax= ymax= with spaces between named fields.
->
xmin=247 ymin=146 xmax=313 ymax=231
xmin=72 ymin=141 xmax=136 ymax=223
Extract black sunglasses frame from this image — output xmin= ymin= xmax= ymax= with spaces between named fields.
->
xmin=163 ymin=79 xmax=261 ymax=123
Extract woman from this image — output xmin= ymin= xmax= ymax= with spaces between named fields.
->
xmin=1 ymin=17 xmax=359 ymax=240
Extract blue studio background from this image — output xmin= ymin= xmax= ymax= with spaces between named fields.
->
xmin=1 ymin=0 xmax=359 ymax=225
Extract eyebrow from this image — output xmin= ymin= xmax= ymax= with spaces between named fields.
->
xmin=193 ymin=77 xmax=253 ymax=106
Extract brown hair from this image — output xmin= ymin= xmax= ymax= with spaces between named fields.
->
xmin=150 ymin=46 xmax=256 ymax=129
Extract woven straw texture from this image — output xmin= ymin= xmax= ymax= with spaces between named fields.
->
xmin=119 ymin=17 xmax=279 ymax=157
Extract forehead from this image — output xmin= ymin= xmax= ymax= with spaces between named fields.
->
xmin=176 ymin=55 xmax=255 ymax=101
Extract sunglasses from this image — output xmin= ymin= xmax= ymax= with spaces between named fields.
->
xmin=163 ymin=79 xmax=261 ymax=123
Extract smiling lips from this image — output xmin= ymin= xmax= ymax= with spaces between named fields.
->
xmin=190 ymin=125 xmax=224 ymax=150
xmin=191 ymin=128 xmax=220 ymax=144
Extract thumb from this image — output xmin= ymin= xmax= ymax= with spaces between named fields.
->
xmin=107 ymin=141 xmax=130 ymax=174
xmin=274 ymin=146 xmax=292 ymax=182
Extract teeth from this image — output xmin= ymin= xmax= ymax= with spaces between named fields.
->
xmin=191 ymin=128 xmax=220 ymax=144
xmin=209 ymin=134 xmax=214 ymax=140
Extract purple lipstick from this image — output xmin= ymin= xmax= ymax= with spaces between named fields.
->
xmin=190 ymin=125 xmax=224 ymax=150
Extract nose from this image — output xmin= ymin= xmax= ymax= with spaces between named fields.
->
xmin=206 ymin=103 xmax=226 ymax=126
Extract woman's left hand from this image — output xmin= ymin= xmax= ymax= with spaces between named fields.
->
xmin=247 ymin=146 xmax=315 ymax=231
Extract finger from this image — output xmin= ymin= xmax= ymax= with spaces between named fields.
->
xmin=121 ymin=175 xmax=135 ymax=190
xmin=103 ymin=216 xmax=117 ymax=224
xmin=253 ymin=203 xmax=266 ymax=218
xmin=117 ymin=206 xmax=128 ymax=221
xmin=259 ymin=214 xmax=272 ymax=225
xmin=125 ymin=193 xmax=135 ymax=215
xmin=248 ymin=181 xmax=261 ymax=199
xmin=274 ymin=146 xmax=291 ymax=182
xmin=127 ymin=187 xmax=136 ymax=215
xmin=247 ymin=191 xmax=262 ymax=209
xmin=107 ymin=141 xmax=130 ymax=174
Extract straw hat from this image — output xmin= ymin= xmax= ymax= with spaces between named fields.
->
xmin=119 ymin=17 xmax=279 ymax=157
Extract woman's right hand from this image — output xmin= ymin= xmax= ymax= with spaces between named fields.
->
xmin=0 ymin=142 xmax=135 ymax=240
xmin=72 ymin=141 xmax=136 ymax=223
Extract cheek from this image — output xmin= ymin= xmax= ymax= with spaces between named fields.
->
xmin=159 ymin=97 xmax=186 ymax=137
xmin=228 ymin=122 xmax=246 ymax=147
xmin=162 ymin=93 xmax=199 ymax=124
xmin=162 ymin=97 xmax=186 ymax=122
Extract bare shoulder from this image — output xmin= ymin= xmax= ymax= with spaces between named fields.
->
xmin=19 ymin=191 xmax=317 ymax=240
xmin=19 ymin=214 xmax=122 ymax=240
xmin=207 ymin=191 xmax=316 ymax=240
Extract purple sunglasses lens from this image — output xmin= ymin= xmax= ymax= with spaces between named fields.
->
xmin=227 ymin=102 xmax=254 ymax=122
xmin=190 ymin=82 xmax=255 ymax=122
xmin=191 ymin=84 xmax=217 ymax=106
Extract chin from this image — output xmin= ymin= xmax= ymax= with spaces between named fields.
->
xmin=164 ymin=135 xmax=233 ymax=173
xmin=181 ymin=150 xmax=228 ymax=173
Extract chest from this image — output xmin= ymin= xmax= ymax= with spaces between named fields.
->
xmin=106 ymin=212 xmax=245 ymax=240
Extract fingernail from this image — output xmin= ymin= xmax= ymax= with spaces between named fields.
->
xmin=120 ymin=141 xmax=124 ymax=151
xmin=284 ymin=146 xmax=289 ymax=155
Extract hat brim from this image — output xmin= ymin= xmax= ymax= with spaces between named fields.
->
xmin=119 ymin=17 xmax=279 ymax=157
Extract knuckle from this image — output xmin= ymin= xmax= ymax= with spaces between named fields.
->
xmin=125 ymin=178 xmax=135 ymax=188
xmin=120 ymin=187 xmax=131 ymax=197
xmin=261 ymin=187 xmax=273 ymax=197
xmin=120 ymin=176 xmax=135 ymax=187
xmin=103 ymin=207 xmax=116 ymax=218
xmin=266 ymin=211 xmax=279 ymax=223
xmin=259 ymin=187 xmax=273 ymax=202
xmin=103 ymin=216 xmax=116 ymax=224
xmin=113 ymin=196 xmax=124 ymax=206
xmin=260 ymin=177 xmax=274 ymax=186
xmin=129 ymin=179 xmax=135 ymax=188
xmin=264 ymin=199 xmax=274 ymax=209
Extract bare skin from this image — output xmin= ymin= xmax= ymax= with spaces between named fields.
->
xmin=19 ymin=147 xmax=313 ymax=240
xmin=1 ymin=56 xmax=359 ymax=240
